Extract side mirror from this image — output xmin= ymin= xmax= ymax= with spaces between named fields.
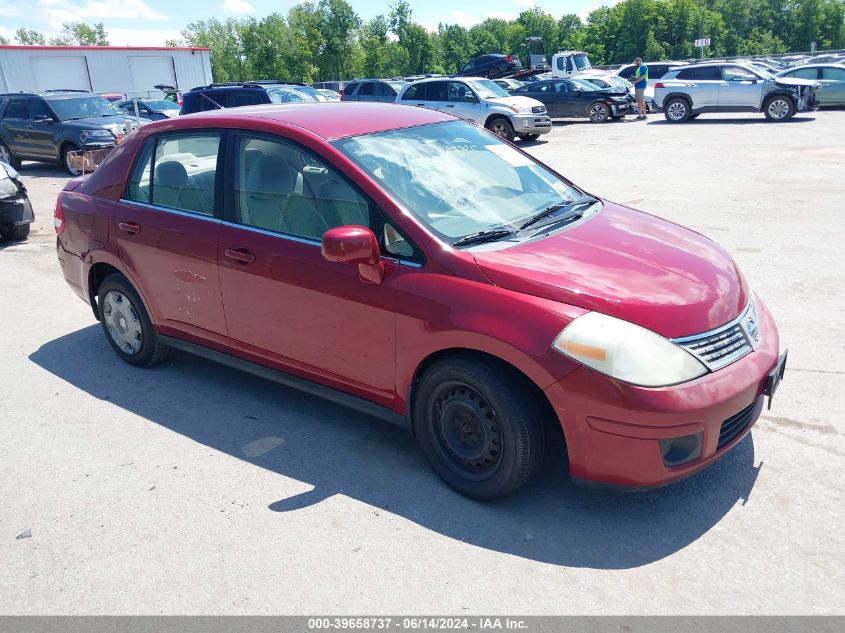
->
xmin=321 ymin=225 xmax=384 ymax=284
xmin=466 ymin=94 xmax=479 ymax=103
xmin=573 ymin=88 xmax=582 ymax=95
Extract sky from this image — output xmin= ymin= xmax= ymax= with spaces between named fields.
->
xmin=0 ymin=0 xmax=610 ymax=47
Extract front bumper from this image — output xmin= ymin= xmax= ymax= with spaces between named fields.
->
xmin=543 ymin=296 xmax=781 ymax=489
xmin=511 ymin=115 xmax=553 ymax=135
xmin=0 ymin=194 xmax=35 ymax=226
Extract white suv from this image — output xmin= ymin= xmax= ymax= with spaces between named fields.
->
xmin=395 ymin=77 xmax=552 ymax=142
xmin=653 ymin=62 xmax=820 ymax=122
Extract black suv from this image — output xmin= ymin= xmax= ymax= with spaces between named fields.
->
xmin=457 ymin=54 xmax=522 ymax=79
xmin=181 ymin=81 xmax=326 ymax=114
xmin=341 ymin=79 xmax=406 ymax=102
xmin=0 ymin=90 xmax=141 ymax=175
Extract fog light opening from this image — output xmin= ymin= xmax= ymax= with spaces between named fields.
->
xmin=658 ymin=432 xmax=703 ymax=467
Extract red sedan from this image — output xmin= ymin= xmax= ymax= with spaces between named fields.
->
xmin=55 ymin=103 xmax=787 ymax=499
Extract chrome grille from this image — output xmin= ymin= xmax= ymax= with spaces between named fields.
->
xmin=674 ymin=301 xmax=758 ymax=372
xmin=531 ymin=105 xmax=546 ymax=114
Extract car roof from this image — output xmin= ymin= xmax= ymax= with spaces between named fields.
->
xmin=174 ymin=102 xmax=453 ymax=140
xmin=0 ymin=90 xmax=94 ymax=99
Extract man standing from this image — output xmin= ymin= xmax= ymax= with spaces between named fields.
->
xmin=629 ymin=57 xmax=649 ymax=119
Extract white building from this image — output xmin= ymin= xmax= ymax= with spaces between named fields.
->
xmin=0 ymin=45 xmax=213 ymax=97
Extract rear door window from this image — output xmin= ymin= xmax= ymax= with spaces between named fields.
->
xmin=359 ymin=83 xmax=374 ymax=96
xmin=125 ymin=133 xmax=221 ymax=216
xmin=230 ymin=91 xmax=265 ymax=107
xmin=5 ymin=99 xmax=29 ymax=119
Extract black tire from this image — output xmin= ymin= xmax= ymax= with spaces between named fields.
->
xmin=588 ymin=101 xmax=611 ymax=123
xmin=1 ymin=223 xmax=30 ymax=241
xmin=519 ymin=134 xmax=540 ymax=141
xmin=0 ymin=141 xmax=21 ymax=170
xmin=61 ymin=142 xmax=82 ymax=176
xmin=488 ymin=68 xmax=501 ymax=79
xmin=412 ymin=356 xmax=545 ymax=500
xmin=97 ymin=273 xmax=170 ymax=367
xmin=664 ymin=98 xmax=691 ymax=123
xmin=486 ymin=116 xmax=515 ymax=142
xmin=764 ymin=95 xmax=795 ymax=121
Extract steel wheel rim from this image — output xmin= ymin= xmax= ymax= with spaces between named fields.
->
xmin=668 ymin=102 xmax=686 ymax=120
xmin=430 ymin=382 xmax=503 ymax=481
xmin=0 ymin=145 xmax=10 ymax=163
xmin=590 ymin=103 xmax=608 ymax=121
xmin=103 ymin=291 xmax=143 ymax=355
xmin=768 ymin=99 xmax=789 ymax=119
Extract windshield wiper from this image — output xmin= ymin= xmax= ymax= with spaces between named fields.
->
xmin=519 ymin=195 xmax=597 ymax=230
xmin=453 ymin=229 xmax=513 ymax=247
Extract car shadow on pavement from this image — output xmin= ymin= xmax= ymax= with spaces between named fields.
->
xmin=17 ymin=162 xmax=71 ymax=180
xmin=647 ymin=116 xmax=815 ymax=126
xmin=30 ymin=325 xmax=763 ymax=570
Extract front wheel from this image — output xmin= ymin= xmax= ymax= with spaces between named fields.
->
xmin=588 ymin=101 xmax=610 ymax=123
xmin=764 ymin=96 xmax=794 ymax=121
xmin=61 ymin=143 xmax=82 ymax=176
xmin=664 ymin=98 xmax=691 ymax=123
xmin=486 ymin=116 xmax=515 ymax=142
xmin=412 ymin=357 xmax=545 ymax=500
xmin=97 ymin=273 xmax=171 ymax=367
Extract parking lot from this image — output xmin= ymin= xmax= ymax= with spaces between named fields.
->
xmin=1 ymin=110 xmax=843 ymax=614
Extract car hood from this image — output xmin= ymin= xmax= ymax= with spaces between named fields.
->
xmin=472 ymin=202 xmax=749 ymax=339
xmin=62 ymin=116 xmax=141 ymax=131
xmin=772 ymin=77 xmax=820 ymax=87
xmin=487 ymin=95 xmax=545 ymax=109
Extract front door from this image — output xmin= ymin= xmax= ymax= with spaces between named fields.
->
xmin=719 ymin=66 xmax=763 ymax=109
xmin=27 ymin=99 xmax=58 ymax=159
xmin=217 ymin=132 xmax=398 ymax=404
xmin=116 ymin=131 xmax=228 ymax=347
xmin=555 ymin=81 xmax=582 ymax=116
xmin=820 ymin=66 xmax=845 ymax=106
xmin=445 ymin=81 xmax=479 ymax=120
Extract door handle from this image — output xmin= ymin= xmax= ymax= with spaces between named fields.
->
xmin=416 ymin=103 xmax=425 ymax=107
xmin=225 ymin=248 xmax=255 ymax=264
xmin=118 ymin=222 xmax=141 ymax=235
xmin=446 ymin=104 xmax=455 ymax=108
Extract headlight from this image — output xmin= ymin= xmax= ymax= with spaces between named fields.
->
xmin=0 ymin=175 xmax=18 ymax=197
xmin=553 ymin=312 xmax=707 ymax=387
xmin=509 ymin=105 xmax=532 ymax=114
xmin=80 ymin=129 xmax=113 ymax=140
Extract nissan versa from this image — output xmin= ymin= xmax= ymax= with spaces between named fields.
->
xmin=55 ymin=103 xmax=787 ymax=500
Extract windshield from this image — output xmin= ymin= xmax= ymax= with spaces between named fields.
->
xmin=144 ymin=100 xmax=180 ymax=111
xmin=49 ymin=96 xmax=125 ymax=121
xmin=748 ymin=65 xmax=775 ymax=78
xmin=332 ymin=120 xmax=584 ymax=243
xmin=574 ymin=54 xmax=592 ymax=71
xmin=388 ymin=81 xmax=406 ymax=93
xmin=468 ymin=79 xmax=511 ymax=99
xmin=267 ymin=86 xmax=320 ymax=103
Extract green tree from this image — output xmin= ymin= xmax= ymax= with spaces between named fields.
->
xmin=16 ymin=28 xmax=47 ymax=46
xmin=182 ymin=18 xmax=243 ymax=82
xmin=317 ymin=0 xmax=362 ymax=79
xmin=49 ymin=22 xmax=109 ymax=46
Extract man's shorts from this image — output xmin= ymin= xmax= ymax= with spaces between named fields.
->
xmin=635 ymin=88 xmax=645 ymax=99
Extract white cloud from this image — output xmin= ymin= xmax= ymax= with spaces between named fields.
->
xmin=0 ymin=6 xmax=26 ymax=18
xmin=37 ymin=0 xmax=170 ymax=29
xmin=221 ymin=0 xmax=255 ymax=15
xmin=514 ymin=0 xmax=536 ymax=7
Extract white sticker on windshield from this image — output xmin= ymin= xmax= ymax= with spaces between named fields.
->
xmin=485 ymin=144 xmax=534 ymax=167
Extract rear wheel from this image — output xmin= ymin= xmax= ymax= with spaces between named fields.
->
xmin=1 ymin=223 xmax=30 ymax=242
xmin=412 ymin=356 xmax=545 ymax=500
xmin=764 ymin=96 xmax=794 ymax=121
xmin=664 ymin=98 xmax=691 ymax=123
xmin=0 ymin=142 xmax=21 ymax=170
xmin=486 ymin=116 xmax=515 ymax=142
xmin=488 ymin=68 xmax=501 ymax=79
xmin=588 ymin=102 xmax=611 ymax=123
xmin=97 ymin=273 xmax=170 ymax=367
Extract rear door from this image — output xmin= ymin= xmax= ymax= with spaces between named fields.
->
xmin=3 ymin=98 xmax=32 ymax=158
xmin=356 ymin=82 xmax=375 ymax=102
xmin=719 ymin=66 xmax=763 ymax=109
xmin=674 ymin=66 xmax=721 ymax=108
xmin=522 ymin=82 xmax=558 ymax=115
xmin=116 ymin=131 xmax=228 ymax=347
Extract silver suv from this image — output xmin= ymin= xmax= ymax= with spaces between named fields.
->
xmin=395 ymin=77 xmax=551 ymax=142
xmin=653 ymin=62 xmax=820 ymax=122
